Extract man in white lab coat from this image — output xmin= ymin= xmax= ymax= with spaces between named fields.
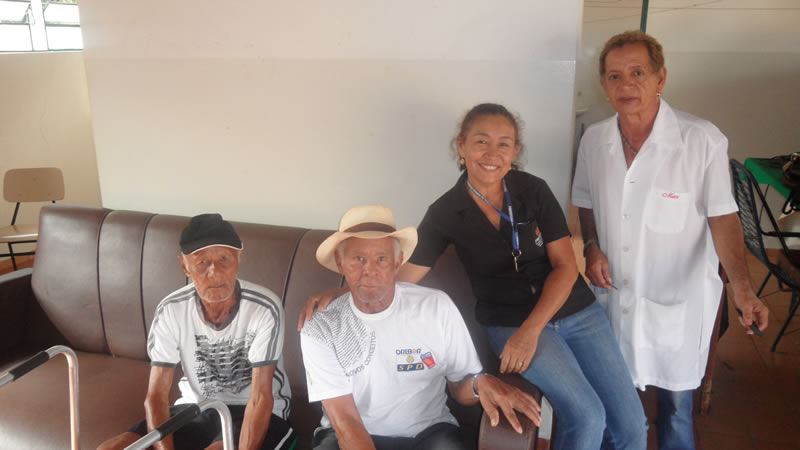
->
xmin=572 ymin=30 xmax=769 ymax=450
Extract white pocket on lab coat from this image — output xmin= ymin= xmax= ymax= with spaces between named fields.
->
xmin=644 ymin=188 xmax=690 ymax=234
xmin=634 ymin=297 xmax=688 ymax=352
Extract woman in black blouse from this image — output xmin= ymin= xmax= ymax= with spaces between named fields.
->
xmin=302 ymin=104 xmax=646 ymax=450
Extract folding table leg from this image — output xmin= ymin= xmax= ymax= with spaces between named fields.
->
xmin=772 ymin=290 xmax=800 ymax=352
xmin=756 ymin=273 xmax=771 ymax=297
xmin=7 ymin=243 xmax=17 ymax=271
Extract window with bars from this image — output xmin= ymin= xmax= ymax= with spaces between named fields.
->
xmin=0 ymin=0 xmax=82 ymax=52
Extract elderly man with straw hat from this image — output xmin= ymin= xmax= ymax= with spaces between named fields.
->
xmin=301 ymin=205 xmax=541 ymax=450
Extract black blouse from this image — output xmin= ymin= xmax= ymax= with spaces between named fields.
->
xmin=409 ymin=170 xmax=595 ymax=327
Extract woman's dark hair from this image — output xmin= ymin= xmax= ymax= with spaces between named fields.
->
xmin=452 ymin=103 xmax=525 ymax=171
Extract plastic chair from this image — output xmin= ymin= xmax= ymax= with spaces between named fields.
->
xmin=730 ymin=159 xmax=800 ymax=351
xmin=0 ymin=168 xmax=64 ymax=270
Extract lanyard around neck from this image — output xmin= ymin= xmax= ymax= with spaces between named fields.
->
xmin=466 ymin=178 xmax=521 ymax=261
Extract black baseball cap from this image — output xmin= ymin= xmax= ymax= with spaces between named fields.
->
xmin=179 ymin=213 xmax=243 ymax=255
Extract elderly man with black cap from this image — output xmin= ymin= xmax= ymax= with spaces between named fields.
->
xmin=301 ymin=205 xmax=541 ymax=450
xmin=98 ymin=214 xmax=294 ymax=450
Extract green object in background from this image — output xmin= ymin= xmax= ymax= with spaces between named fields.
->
xmin=744 ymin=158 xmax=791 ymax=199
xmin=640 ymin=0 xmax=649 ymax=31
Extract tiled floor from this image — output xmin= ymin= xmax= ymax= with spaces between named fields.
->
xmin=2 ymin=227 xmax=798 ymax=450
xmin=691 ymin=266 xmax=800 ymax=450
xmin=0 ymin=255 xmax=33 ymax=274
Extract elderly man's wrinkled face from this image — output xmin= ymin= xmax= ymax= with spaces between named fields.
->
xmin=602 ymin=43 xmax=666 ymax=117
xmin=335 ymin=237 xmax=401 ymax=313
xmin=181 ymin=246 xmax=240 ymax=304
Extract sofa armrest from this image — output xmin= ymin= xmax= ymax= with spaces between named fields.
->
xmin=0 ymin=269 xmax=34 ymax=360
xmin=0 ymin=268 xmax=67 ymax=367
xmin=478 ymin=373 xmax=545 ymax=450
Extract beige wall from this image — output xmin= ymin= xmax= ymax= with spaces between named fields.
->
xmin=577 ymin=1 xmax=800 ymax=161
xmin=575 ymin=1 xmax=800 ymax=249
xmin=78 ymin=0 xmax=584 ymax=230
xmin=0 ymin=51 xmax=101 ymax=256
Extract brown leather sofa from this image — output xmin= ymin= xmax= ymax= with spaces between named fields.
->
xmin=0 ymin=205 xmax=543 ymax=449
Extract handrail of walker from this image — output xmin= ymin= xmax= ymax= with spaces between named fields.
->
xmin=124 ymin=399 xmax=235 ymax=450
xmin=0 ymin=345 xmax=80 ymax=450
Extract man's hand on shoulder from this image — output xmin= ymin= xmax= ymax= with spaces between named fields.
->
xmin=297 ymin=286 xmax=349 ymax=331
xmin=474 ymin=374 xmax=541 ymax=434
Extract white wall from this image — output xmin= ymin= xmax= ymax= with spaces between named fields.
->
xmin=577 ymin=1 xmax=800 ymax=162
xmin=79 ymin=0 xmax=583 ymax=229
xmin=0 ymin=51 xmax=102 ymax=255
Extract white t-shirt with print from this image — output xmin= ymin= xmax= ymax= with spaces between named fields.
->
xmin=300 ymin=282 xmax=483 ymax=438
xmin=148 ymin=279 xmax=291 ymax=419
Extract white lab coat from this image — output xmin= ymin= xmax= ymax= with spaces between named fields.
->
xmin=572 ymin=100 xmax=738 ymax=391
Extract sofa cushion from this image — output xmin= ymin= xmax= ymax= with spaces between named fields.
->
xmin=141 ymin=214 xmax=193 ymax=340
xmin=282 ymin=230 xmax=343 ymax=443
xmin=7 ymin=205 xmax=543 ymax=449
xmin=98 ymin=210 xmax=155 ymax=359
xmin=32 ymin=206 xmax=111 ymax=354
xmin=0 ymin=352 xmax=149 ymax=449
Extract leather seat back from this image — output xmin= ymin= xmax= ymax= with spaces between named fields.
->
xmin=32 ymin=206 xmax=308 ymax=361
xmin=29 ymin=205 xmax=503 ymax=447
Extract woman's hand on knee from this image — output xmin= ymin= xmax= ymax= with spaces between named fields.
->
xmin=499 ymin=326 xmax=540 ymax=374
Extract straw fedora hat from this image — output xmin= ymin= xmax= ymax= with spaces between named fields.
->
xmin=316 ymin=205 xmax=418 ymax=273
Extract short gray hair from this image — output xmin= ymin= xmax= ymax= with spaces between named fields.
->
xmin=181 ymin=247 xmax=242 ymax=264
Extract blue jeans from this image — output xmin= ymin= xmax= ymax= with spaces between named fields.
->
xmin=485 ymin=302 xmax=647 ymax=450
xmin=655 ymin=387 xmax=695 ymax=450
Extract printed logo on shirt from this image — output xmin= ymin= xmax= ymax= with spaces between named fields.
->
xmin=395 ymin=347 xmax=431 ymax=372
xmin=194 ymin=332 xmax=255 ymax=398
xmin=304 ymin=298 xmax=377 ymax=377
xmin=421 ymin=352 xmax=436 ymax=368
xmin=533 ymin=225 xmax=544 ymax=247
xmin=662 ymin=192 xmax=680 ymax=200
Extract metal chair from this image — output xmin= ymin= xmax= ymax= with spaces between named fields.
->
xmin=730 ymin=159 xmax=800 ymax=351
xmin=0 ymin=168 xmax=64 ymax=270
